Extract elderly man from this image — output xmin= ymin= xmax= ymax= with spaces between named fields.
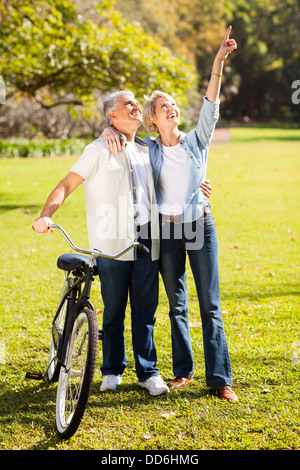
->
xmin=33 ymin=90 xmax=169 ymax=396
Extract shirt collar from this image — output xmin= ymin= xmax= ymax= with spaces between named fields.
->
xmin=113 ymin=128 xmax=148 ymax=147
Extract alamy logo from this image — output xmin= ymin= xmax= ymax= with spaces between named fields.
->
xmin=0 ymin=76 xmax=6 ymax=104
xmin=291 ymin=80 xmax=300 ymax=105
xmin=93 ymin=198 xmax=205 ymax=249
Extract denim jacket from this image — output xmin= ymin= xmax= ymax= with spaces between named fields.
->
xmin=144 ymin=97 xmax=219 ymax=222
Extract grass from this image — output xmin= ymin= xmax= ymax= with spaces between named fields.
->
xmin=0 ymin=126 xmax=299 ymax=450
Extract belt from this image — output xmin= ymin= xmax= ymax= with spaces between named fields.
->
xmin=159 ymin=214 xmax=182 ymax=224
xmin=159 ymin=208 xmax=210 ymax=224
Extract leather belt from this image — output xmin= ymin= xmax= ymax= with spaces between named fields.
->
xmin=159 ymin=214 xmax=182 ymax=224
xmin=159 ymin=208 xmax=210 ymax=224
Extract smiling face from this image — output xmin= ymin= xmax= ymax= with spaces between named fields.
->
xmin=152 ymin=96 xmax=180 ymax=133
xmin=110 ymin=93 xmax=143 ymax=130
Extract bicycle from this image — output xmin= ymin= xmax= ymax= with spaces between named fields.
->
xmin=26 ymin=223 xmax=148 ymax=439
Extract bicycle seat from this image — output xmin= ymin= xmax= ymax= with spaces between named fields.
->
xmin=57 ymin=253 xmax=98 ymax=275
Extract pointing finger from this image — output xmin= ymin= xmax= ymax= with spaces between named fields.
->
xmin=224 ymin=25 xmax=232 ymax=43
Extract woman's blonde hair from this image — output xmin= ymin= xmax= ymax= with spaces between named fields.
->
xmin=143 ymin=90 xmax=175 ymax=134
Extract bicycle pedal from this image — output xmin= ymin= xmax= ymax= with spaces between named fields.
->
xmin=98 ymin=329 xmax=103 ymax=340
xmin=25 ymin=371 xmax=44 ymax=380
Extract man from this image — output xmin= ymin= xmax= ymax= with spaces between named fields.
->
xmin=32 ymin=90 xmax=169 ymax=396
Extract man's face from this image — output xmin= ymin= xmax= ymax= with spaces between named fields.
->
xmin=110 ymin=94 xmax=143 ymax=129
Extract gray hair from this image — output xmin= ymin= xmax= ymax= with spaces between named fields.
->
xmin=143 ymin=90 xmax=175 ymax=133
xmin=102 ymin=90 xmax=135 ymax=125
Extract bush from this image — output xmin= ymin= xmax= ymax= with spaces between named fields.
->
xmin=0 ymin=138 xmax=90 ymax=158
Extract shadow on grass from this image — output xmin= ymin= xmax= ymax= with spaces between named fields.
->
xmin=0 ymin=373 xmax=209 ymax=449
xmin=0 ymin=192 xmax=40 ymax=214
xmin=221 ymin=281 xmax=300 ymax=302
xmin=0 ymin=203 xmax=39 ymax=214
xmin=1 ymin=350 xmax=296 ymax=449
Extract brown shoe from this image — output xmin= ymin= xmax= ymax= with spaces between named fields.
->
xmin=168 ymin=376 xmax=193 ymax=389
xmin=213 ymin=385 xmax=239 ymax=402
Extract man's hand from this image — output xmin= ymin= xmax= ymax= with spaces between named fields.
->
xmin=200 ymin=179 xmax=212 ymax=199
xmin=102 ymin=127 xmax=124 ymax=155
xmin=32 ymin=216 xmax=54 ymax=233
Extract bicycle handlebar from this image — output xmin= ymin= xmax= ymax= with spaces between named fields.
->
xmin=50 ymin=223 xmax=149 ymax=258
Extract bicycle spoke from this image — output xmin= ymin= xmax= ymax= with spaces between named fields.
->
xmin=56 ymin=309 xmax=98 ymax=439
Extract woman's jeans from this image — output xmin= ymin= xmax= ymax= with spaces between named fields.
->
xmin=96 ymin=233 xmax=159 ymax=382
xmin=159 ymin=211 xmax=232 ymax=387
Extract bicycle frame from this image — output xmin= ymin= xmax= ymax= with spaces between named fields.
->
xmin=53 ymin=268 xmax=95 ymax=371
xmin=26 ymin=223 xmax=148 ymax=380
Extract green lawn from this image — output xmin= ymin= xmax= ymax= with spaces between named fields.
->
xmin=0 ymin=126 xmax=299 ymax=450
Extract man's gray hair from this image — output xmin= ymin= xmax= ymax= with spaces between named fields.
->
xmin=103 ymin=90 xmax=135 ymax=125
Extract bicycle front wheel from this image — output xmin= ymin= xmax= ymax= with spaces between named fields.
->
xmin=55 ymin=308 xmax=98 ymax=439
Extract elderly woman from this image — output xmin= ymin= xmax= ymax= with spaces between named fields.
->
xmin=103 ymin=27 xmax=238 ymax=401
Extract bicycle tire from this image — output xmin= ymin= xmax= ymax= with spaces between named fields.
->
xmin=55 ymin=308 xmax=98 ymax=439
xmin=48 ymin=277 xmax=74 ymax=383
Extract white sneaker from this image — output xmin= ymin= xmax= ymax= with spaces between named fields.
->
xmin=100 ymin=375 xmax=122 ymax=392
xmin=139 ymin=375 xmax=170 ymax=396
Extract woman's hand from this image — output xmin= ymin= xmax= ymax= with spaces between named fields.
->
xmin=200 ymin=179 xmax=212 ymax=199
xmin=101 ymin=127 xmax=124 ymax=155
xmin=215 ymin=25 xmax=237 ymax=62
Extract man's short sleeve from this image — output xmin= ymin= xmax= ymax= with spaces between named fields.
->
xmin=70 ymin=139 xmax=105 ymax=181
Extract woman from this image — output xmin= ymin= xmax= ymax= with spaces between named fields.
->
xmin=103 ymin=27 xmax=238 ymax=401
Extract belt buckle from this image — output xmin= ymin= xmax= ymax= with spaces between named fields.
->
xmin=172 ymin=214 xmax=182 ymax=224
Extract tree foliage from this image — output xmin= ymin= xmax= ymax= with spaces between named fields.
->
xmin=0 ymin=0 xmax=299 ymax=138
xmin=226 ymin=0 xmax=300 ymax=119
xmin=0 ymin=0 xmax=196 ymax=110
xmin=117 ymin=0 xmax=300 ymax=121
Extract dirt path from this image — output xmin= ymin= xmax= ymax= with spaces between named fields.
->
xmin=211 ymin=127 xmax=232 ymax=144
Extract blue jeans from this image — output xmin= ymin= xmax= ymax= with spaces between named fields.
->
xmin=96 ymin=233 xmax=159 ymax=382
xmin=159 ymin=212 xmax=232 ymax=387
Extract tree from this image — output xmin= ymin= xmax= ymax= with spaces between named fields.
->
xmin=224 ymin=0 xmax=300 ymax=120
xmin=115 ymin=0 xmax=300 ymax=121
xmin=115 ymin=0 xmax=227 ymax=78
xmin=0 ymin=0 xmax=196 ymax=116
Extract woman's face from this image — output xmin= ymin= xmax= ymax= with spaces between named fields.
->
xmin=152 ymin=97 xmax=180 ymax=132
